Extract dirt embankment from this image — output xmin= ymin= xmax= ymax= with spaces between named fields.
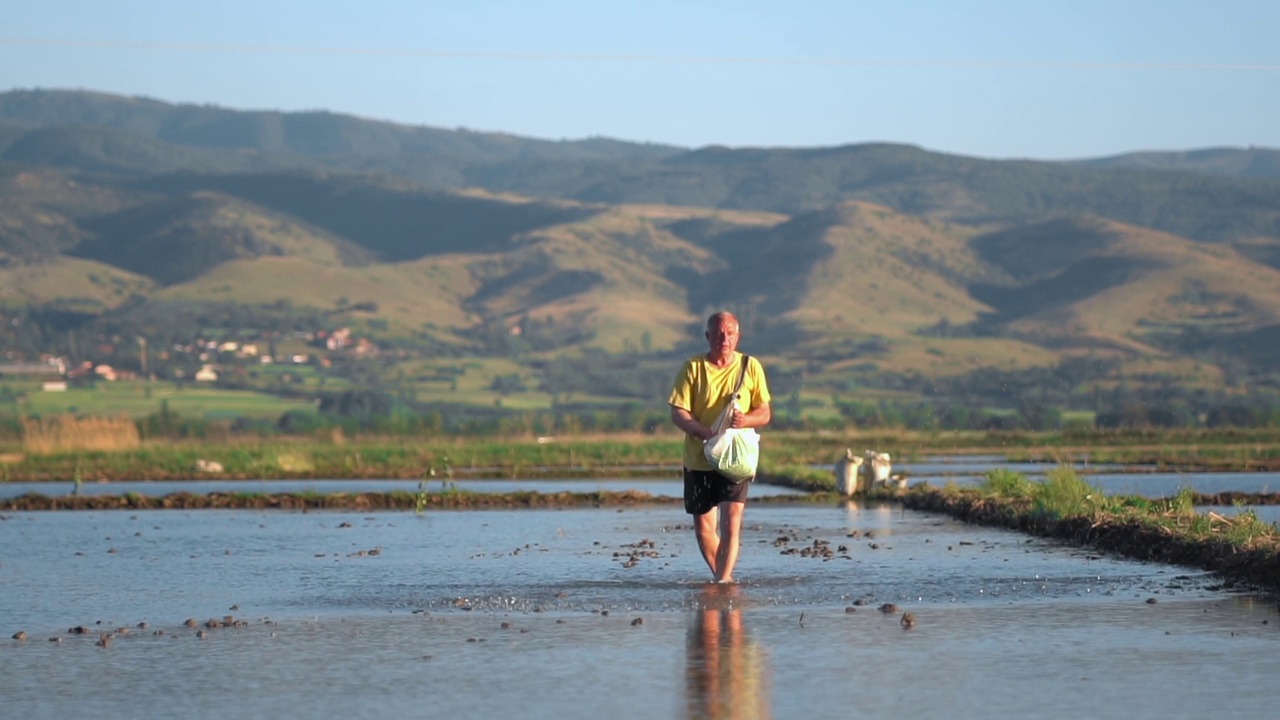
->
xmin=0 ymin=490 xmax=676 ymax=512
xmin=902 ymin=490 xmax=1280 ymax=595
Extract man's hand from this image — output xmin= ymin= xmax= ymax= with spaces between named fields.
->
xmin=670 ymin=405 xmax=714 ymax=441
xmin=735 ymin=404 xmax=772 ymax=430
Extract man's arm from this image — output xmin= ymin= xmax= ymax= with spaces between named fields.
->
xmin=732 ymin=403 xmax=771 ymax=430
xmin=734 ymin=357 xmax=772 ymax=429
xmin=670 ymin=405 xmax=714 ymax=441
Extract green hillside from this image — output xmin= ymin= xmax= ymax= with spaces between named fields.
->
xmin=73 ymin=191 xmax=374 ymax=284
xmin=0 ymin=162 xmax=142 ymax=258
xmin=0 ymin=124 xmax=297 ymax=177
xmin=495 ymin=144 xmax=1280 ymax=246
xmin=0 ymin=88 xmax=681 ymax=168
xmin=968 ymin=217 xmax=1280 ymax=351
xmin=130 ymin=171 xmax=599 ymax=261
xmin=2 ymin=89 xmax=1280 ymax=421
xmin=0 ymin=255 xmax=152 ymax=311
xmin=4 ymin=90 xmax=1279 ymax=251
xmin=1074 ymin=147 xmax=1280 ymax=179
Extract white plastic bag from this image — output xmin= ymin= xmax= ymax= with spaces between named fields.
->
xmin=704 ymin=390 xmax=759 ymax=482
xmin=704 ymin=426 xmax=759 ymax=482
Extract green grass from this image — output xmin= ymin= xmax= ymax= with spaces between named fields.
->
xmin=8 ymin=380 xmax=315 ymax=420
xmin=981 ymin=468 xmax=1036 ymax=498
xmin=252 ymin=364 xmax=352 ymax=390
xmin=1222 ymin=505 xmax=1273 ymax=546
xmin=978 ymin=466 xmax=1102 ymax=519
xmin=0 ymin=435 xmax=690 ymax=481
xmin=1033 ymin=467 xmax=1102 ymax=519
xmin=909 ymin=468 xmax=1280 ymax=591
xmin=5 ymin=424 xmax=1280 ymax=483
xmin=759 ymin=462 xmax=837 ymax=492
xmin=970 ymin=467 xmax=1280 ymax=546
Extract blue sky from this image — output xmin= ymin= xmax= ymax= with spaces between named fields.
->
xmin=1 ymin=0 xmax=1276 ymax=159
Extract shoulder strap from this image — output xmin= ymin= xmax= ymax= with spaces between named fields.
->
xmin=710 ymin=354 xmax=751 ymax=436
xmin=732 ymin=354 xmax=749 ymax=396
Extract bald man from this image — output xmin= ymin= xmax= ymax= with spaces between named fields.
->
xmin=668 ymin=311 xmax=772 ymax=583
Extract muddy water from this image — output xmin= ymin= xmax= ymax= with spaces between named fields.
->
xmin=3 ymin=503 xmax=1278 ymax=719
xmin=1211 ymin=504 xmax=1280 ymax=524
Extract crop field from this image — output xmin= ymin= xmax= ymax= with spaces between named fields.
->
xmin=2 ymin=380 xmax=316 ymax=420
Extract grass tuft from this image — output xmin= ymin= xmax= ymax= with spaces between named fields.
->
xmin=981 ymin=468 xmax=1035 ymax=498
xmin=1168 ymin=486 xmax=1196 ymax=516
xmin=1032 ymin=467 xmax=1101 ymax=519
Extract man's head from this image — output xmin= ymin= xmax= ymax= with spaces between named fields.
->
xmin=705 ymin=311 xmax=740 ymax=361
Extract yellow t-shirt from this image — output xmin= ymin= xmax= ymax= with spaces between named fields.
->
xmin=667 ymin=351 xmax=771 ymax=471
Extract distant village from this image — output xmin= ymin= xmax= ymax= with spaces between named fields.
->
xmin=0 ymin=327 xmax=381 ymax=391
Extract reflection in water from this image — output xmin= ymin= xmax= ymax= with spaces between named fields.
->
xmin=843 ymin=499 xmax=894 ymax=533
xmin=686 ymin=588 xmax=771 ymax=720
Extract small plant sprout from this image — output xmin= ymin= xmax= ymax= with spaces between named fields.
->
xmin=415 ymin=470 xmax=429 ymax=515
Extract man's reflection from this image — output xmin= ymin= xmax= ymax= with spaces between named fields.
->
xmin=685 ymin=589 xmax=770 ymax=720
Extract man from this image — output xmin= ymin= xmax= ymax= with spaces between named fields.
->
xmin=668 ymin=311 xmax=772 ymax=583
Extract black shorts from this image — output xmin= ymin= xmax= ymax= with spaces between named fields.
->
xmin=683 ymin=468 xmax=749 ymax=516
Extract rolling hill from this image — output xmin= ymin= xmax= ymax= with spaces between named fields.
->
xmin=72 ymin=191 xmax=375 ymax=284
xmin=4 ymin=90 xmax=1280 ymax=251
xmin=0 ymin=89 xmax=677 ymax=160
xmin=1 ymin=88 xmax=1279 ymax=412
xmin=1074 ymin=147 xmax=1280 ymax=179
xmin=968 ymin=217 xmax=1280 ymax=350
xmin=0 ymin=255 xmax=152 ymax=311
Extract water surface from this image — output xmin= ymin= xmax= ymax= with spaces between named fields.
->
xmin=3 ymin=502 xmax=1277 ymax=719
xmin=930 ymin=471 xmax=1280 ymax=498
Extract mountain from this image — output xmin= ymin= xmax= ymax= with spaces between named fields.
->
xmin=4 ymin=90 xmax=1280 ymax=251
xmin=1073 ymin=147 xmax=1280 ymax=180
xmin=0 ymin=89 xmax=682 ymax=174
xmin=968 ymin=216 xmax=1280 ymax=349
xmin=0 ymin=122 xmax=308 ymax=177
xmin=130 ymin=171 xmax=599 ymax=262
xmin=0 ymin=161 xmax=146 ymax=259
xmin=2 ymin=88 xmax=1280 ymax=409
xmin=474 ymin=144 xmax=1280 ymax=247
xmin=0 ymin=255 xmax=152 ymax=312
xmin=72 ymin=191 xmax=375 ymax=284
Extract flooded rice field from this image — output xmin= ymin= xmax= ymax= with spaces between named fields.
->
xmin=899 ymin=456 xmax=1280 ymax=499
xmin=3 ymin=499 xmax=1279 ymax=719
xmin=0 ymin=477 xmax=806 ymax=501
xmin=8 ymin=457 xmax=1280 ymax=502
xmin=934 ymin=470 xmax=1280 ymax=498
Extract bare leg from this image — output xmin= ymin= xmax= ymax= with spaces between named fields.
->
xmin=694 ymin=506 xmax=721 ymax=578
xmin=713 ymin=501 xmax=745 ymax=583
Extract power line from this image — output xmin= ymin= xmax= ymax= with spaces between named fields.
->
xmin=1 ymin=36 xmax=1277 ymax=72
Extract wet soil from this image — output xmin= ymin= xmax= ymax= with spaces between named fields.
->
xmin=902 ymin=489 xmax=1280 ymax=595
